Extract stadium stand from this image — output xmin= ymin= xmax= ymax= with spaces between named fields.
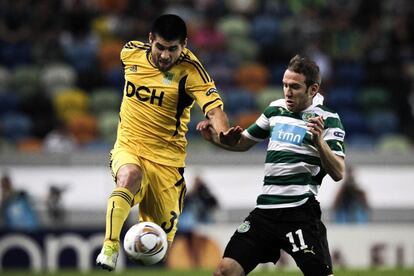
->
xmin=0 ymin=0 xmax=412 ymax=152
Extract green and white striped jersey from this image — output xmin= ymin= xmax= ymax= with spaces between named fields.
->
xmin=244 ymin=97 xmax=346 ymax=209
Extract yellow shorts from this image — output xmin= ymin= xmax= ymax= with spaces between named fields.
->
xmin=109 ymin=147 xmax=187 ymax=242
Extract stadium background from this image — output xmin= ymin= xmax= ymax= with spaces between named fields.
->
xmin=0 ymin=0 xmax=414 ymax=275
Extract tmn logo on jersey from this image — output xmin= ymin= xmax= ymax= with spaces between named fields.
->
xmin=125 ymin=81 xmax=164 ymax=106
xmin=271 ymin=124 xmax=306 ymax=145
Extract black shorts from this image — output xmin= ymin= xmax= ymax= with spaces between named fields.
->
xmin=223 ymin=196 xmax=333 ymax=276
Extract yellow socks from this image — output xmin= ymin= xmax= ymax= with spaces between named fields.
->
xmin=104 ymin=187 xmax=134 ymax=243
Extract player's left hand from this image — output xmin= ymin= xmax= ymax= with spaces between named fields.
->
xmin=196 ymin=120 xmax=215 ymax=142
xmin=307 ymin=116 xmax=324 ymax=145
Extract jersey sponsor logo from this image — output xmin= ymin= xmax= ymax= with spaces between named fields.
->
xmin=271 ymin=124 xmax=306 ymax=145
xmin=334 ymin=131 xmax=344 ymax=138
xmin=163 ymin=71 xmax=174 ymax=85
xmin=206 ymin=87 xmax=218 ymax=96
xmin=237 ymin=221 xmax=251 ymax=233
xmin=125 ymin=81 xmax=164 ymax=106
xmin=130 ymin=65 xmax=138 ymax=72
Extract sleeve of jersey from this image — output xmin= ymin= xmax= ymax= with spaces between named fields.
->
xmin=323 ymin=115 xmax=346 ymax=157
xmin=244 ymin=113 xmax=270 ymax=142
xmin=185 ymin=64 xmax=223 ymax=116
xmin=120 ymin=41 xmax=144 ymax=66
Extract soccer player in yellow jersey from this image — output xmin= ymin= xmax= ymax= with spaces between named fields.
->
xmin=96 ymin=14 xmax=235 ymax=271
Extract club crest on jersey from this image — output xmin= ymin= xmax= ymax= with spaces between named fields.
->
xmin=237 ymin=221 xmax=251 ymax=233
xmin=130 ymin=65 xmax=138 ymax=72
xmin=301 ymin=111 xmax=317 ymax=122
xmin=206 ymin=87 xmax=218 ymax=96
xmin=163 ymin=72 xmax=174 ymax=85
xmin=271 ymin=124 xmax=307 ymax=145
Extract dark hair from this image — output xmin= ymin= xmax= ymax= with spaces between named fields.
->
xmin=151 ymin=14 xmax=187 ymax=43
xmin=287 ymin=55 xmax=321 ymax=87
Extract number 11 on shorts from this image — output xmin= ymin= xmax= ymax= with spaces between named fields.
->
xmin=286 ymin=229 xmax=308 ymax=252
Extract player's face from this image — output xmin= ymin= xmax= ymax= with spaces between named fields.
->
xmin=282 ymin=69 xmax=317 ymax=112
xmin=149 ymin=33 xmax=186 ymax=72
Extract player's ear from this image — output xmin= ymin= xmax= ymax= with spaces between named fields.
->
xmin=309 ymin=83 xmax=319 ymax=97
xmin=149 ymin=33 xmax=154 ymax=44
xmin=182 ymin=37 xmax=188 ymax=48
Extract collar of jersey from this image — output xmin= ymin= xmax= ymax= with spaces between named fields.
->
xmin=146 ymin=50 xmax=157 ymax=69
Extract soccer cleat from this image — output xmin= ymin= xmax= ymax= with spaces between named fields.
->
xmin=96 ymin=242 xmax=119 ymax=271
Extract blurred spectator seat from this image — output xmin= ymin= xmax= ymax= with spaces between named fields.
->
xmin=41 ymin=63 xmax=77 ymax=96
xmin=105 ymin=66 xmax=124 ymax=89
xmin=217 ymin=16 xmax=258 ymax=61
xmin=328 ymin=26 xmax=363 ymax=60
xmin=43 ymin=125 xmax=77 ymax=154
xmin=92 ymin=16 xmax=113 ymax=41
xmin=334 ymin=61 xmax=365 ymax=86
xmin=224 ymin=0 xmax=259 ymax=14
xmin=1 ymin=112 xmax=32 ymax=141
xmin=90 ymin=88 xmax=120 ymax=115
xmin=20 ymin=92 xmax=55 ymax=138
xmin=217 ymin=16 xmax=250 ymax=39
xmin=0 ymin=66 xmax=12 ymax=90
xmin=338 ymin=109 xmax=368 ymax=137
xmin=16 ymin=138 xmax=43 ymax=153
xmin=287 ymin=0 xmax=327 ymax=14
xmin=53 ymin=88 xmax=89 ymax=122
xmin=251 ymin=14 xmax=280 ymax=47
xmin=97 ymin=0 xmax=128 ymax=13
xmin=60 ymin=31 xmax=99 ymax=73
xmin=221 ymin=89 xmax=257 ymax=116
xmin=366 ymin=110 xmax=399 ymax=136
xmin=98 ymin=40 xmax=124 ymax=73
xmin=234 ymin=111 xmax=262 ymax=129
xmin=66 ymin=113 xmax=98 ymax=144
xmin=208 ymin=63 xmax=235 ymax=88
xmin=0 ymin=137 xmax=15 ymax=151
xmin=268 ymin=63 xmax=286 ymax=85
xmin=226 ymin=37 xmax=258 ymax=63
xmin=326 ymin=86 xmax=359 ymax=110
xmin=357 ymin=87 xmax=390 ymax=112
xmin=192 ymin=20 xmax=226 ymax=51
xmin=376 ymin=134 xmax=412 ymax=153
xmin=256 ymin=86 xmax=283 ymax=111
xmin=12 ymin=66 xmax=41 ymax=97
xmin=234 ymin=63 xmax=270 ymax=93
xmin=0 ymin=92 xmax=20 ymax=116
xmin=97 ymin=111 xmax=119 ymax=145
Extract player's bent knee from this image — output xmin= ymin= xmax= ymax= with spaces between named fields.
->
xmin=116 ymin=164 xmax=142 ymax=193
xmin=214 ymin=257 xmax=244 ymax=276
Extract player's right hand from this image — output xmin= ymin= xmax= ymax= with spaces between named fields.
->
xmin=219 ymin=126 xmax=243 ymax=146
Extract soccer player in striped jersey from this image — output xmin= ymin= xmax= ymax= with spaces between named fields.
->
xmin=96 ymin=14 xmax=236 ymax=271
xmin=198 ymin=55 xmax=345 ymax=276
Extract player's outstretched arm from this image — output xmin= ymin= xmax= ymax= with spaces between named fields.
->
xmin=205 ymin=107 xmax=230 ymax=137
xmin=196 ymin=120 xmax=256 ymax=152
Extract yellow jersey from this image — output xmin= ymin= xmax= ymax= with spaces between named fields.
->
xmin=114 ymin=41 xmax=223 ymax=167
